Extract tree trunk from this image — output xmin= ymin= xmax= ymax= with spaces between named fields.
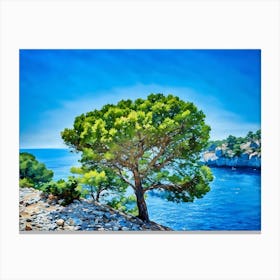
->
xmin=90 ymin=186 xmax=95 ymax=200
xmin=135 ymin=188 xmax=149 ymax=222
xmin=133 ymin=168 xmax=149 ymax=222
xmin=96 ymin=189 xmax=101 ymax=202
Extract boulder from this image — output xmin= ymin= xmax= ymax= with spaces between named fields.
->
xmin=56 ymin=219 xmax=65 ymax=227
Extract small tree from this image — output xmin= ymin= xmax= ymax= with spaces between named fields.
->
xmin=226 ymin=135 xmax=237 ymax=150
xmin=71 ymin=166 xmax=137 ymax=214
xmin=246 ymin=131 xmax=254 ymax=142
xmin=255 ymin=129 xmax=261 ymax=140
xmin=20 ymin=152 xmax=53 ymax=188
xmin=61 ymin=94 xmax=213 ymax=222
xmin=70 ymin=166 xmax=127 ymax=202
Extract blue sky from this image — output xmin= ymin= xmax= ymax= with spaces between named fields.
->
xmin=20 ymin=49 xmax=261 ymax=148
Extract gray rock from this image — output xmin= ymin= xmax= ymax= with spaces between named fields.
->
xmin=215 ymin=148 xmax=223 ymax=157
xmin=67 ymin=218 xmax=75 ymax=226
xmin=56 ymin=219 xmax=65 ymax=227
xmin=121 ymin=227 xmax=129 ymax=231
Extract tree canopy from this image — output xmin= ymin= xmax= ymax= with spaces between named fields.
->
xmin=61 ymin=93 xmax=213 ymax=221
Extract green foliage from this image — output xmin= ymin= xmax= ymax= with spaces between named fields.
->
xmin=232 ymin=143 xmax=242 ymax=157
xmin=71 ymin=166 xmax=128 ymax=202
xmin=206 ymin=140 xmax=223 ymax=151
xmin=19 ymin=177 xmax=34 ymax=188
xmin=106 ymin=194 xmax=138 ymax=216
xmin=19 ymin=152 xmax=53 ymax=188
xmin=61 ymin=93 xmax=213 ymax=220
xmin=163 ymin=165 xmax=213 ymax=202
xmin=226 ymin=135 xmax=237 ymax=150
xmin=41 ymin=177 xmax=81 ymax=205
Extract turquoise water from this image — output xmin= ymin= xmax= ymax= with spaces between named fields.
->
xmin=20 ymin=149 xmax=261 ymax=231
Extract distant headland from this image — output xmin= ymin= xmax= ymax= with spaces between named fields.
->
xmin=202 ymin=130 xmax=261 ymax=169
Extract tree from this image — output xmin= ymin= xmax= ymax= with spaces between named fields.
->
xmin=226 ymin=135 xmax=237 ymax=150
xmin=61 ymin=93 xmax=213 ymax=222
xmin=20 ymin=152 xmax=53 ymax=188
xmin=70 ymin=166 xmax=127 ymax=202
xmin=246 ymin=131 xmax=254 ymax=142
xmin=254 ymin=129 xmax=261 ymax=140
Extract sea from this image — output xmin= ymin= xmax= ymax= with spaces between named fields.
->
xmin=20 ymin=148 xmax=261 ymax=231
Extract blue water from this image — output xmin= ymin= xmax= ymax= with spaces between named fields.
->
xmin=20 ymin=149 xmax=261 ymax=231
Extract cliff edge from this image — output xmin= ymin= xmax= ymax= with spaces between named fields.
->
xmin=202 ymin=131 xmax=261 ymax=169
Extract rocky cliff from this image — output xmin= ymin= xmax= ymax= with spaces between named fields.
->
xmin=202 ymin=136 xmax=261 ymax=169
xmin=19 ymin=187 xmax=171 ymax=232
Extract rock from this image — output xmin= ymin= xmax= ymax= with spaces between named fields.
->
xmin=121 ymin=227 xmax=129 ymax=231
xmin=67 ymin=218 xmax=75 ymax=226
xmin=72 ymin=218 xmax=82 ymax=225
xmin=56 ymin=219 xmax=65 ymax=227
xmin=215 ymin=148 xmax=224 ymax=157
xmin=104 ymin=212 xmax=112 ymax=219
xmin=131 ymin=225 xmax=140 ymax=230
xmin=250 ymin=141 xmax=260 ymax=149
xmin=19 ymin=187 xmax=172 ymax=232
xmin=25 ymin=224 xmax=32 ymax=231
xmin=203 ymin=137 xmax=261 ymax=169
xmin=203 ymin=150 xmax=261 ymax=169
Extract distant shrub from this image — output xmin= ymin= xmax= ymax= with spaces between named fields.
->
xmin=19 ymin=152 xmax=53 ymax=188
xmin=232 ymin=144 xmax=242 ymax=156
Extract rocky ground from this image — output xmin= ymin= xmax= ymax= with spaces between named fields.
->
xmin=19 ymin=187 xmax=171 ymax=232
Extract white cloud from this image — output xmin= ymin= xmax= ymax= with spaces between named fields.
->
xmin=20 ymin=84 xmax=260 ymax=148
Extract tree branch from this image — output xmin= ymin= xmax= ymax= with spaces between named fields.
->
xmin=144 ymin=183 xmax=179 ymax=192
xmin=110 ymin=163 xmax=135 ymax=190
xmin=144 ymin=179 xmax=193 ymax=193
xmin=141 ymin=136 xmax=171 ymax=176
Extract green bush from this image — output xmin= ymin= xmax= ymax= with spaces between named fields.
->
xmin=41 ymin=177 xmax=81 ymax=205
xmin=106 ymin=194 xmax=139 ymax=216
xmin=20 ymin=152 xmax=53 ymax=188
xmin=19 ymin=177 xmax=34 ymax=188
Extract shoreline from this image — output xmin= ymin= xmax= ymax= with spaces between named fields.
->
xmin=204 ymin=164 xmax=261 ymax=171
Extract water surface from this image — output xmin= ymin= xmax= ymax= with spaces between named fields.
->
xmin=20 ymin=149 xmax=261 ymax=230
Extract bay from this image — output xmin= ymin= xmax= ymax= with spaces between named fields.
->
xmin=20 ymin=148 xmax=261 ymax=231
